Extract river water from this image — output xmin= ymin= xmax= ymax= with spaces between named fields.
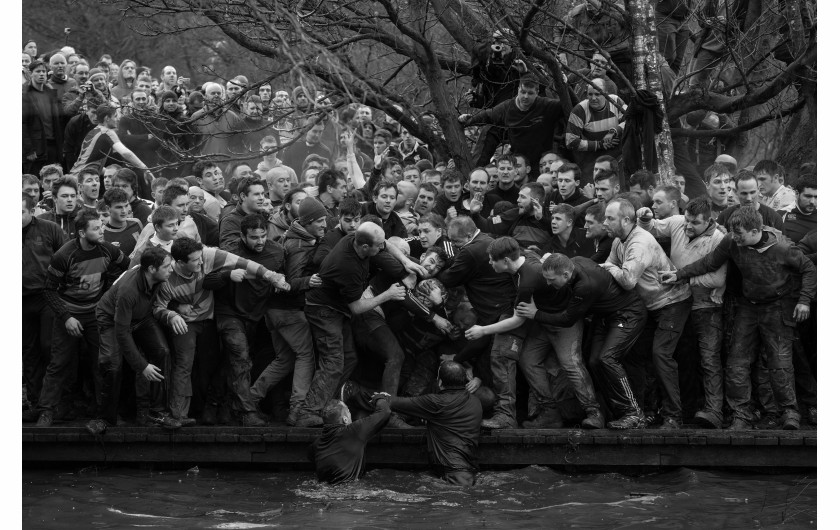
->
xmin=23 ymin=466 xmax=816 ymax=528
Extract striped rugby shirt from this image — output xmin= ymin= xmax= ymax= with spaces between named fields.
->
xmin=565 ymin=96 xmax=626 ymax=152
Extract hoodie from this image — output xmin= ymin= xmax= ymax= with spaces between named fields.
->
xmin=271 ymin=221 xmax=318 ymax=309
xmin=37 ymin=208 xmax=79 ymax=241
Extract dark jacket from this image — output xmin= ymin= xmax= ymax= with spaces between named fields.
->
xmin=37 ymin=209 xmax=79 ymax=242
xmin=541 ymin=227 xmax=595 ymax=259
xmin=273 ymin=221 xmax=319 ymax=309
xmin=62 ymin=112 xmax=96 ymax=170
xmin=219 ymin=205 xmax=249 ymax=252
xmin=22 ymin=217 xmax=66 ymax=296
xmin=388 ymin=389 xmax=483 ymax=475
xmin=23 ymin=83 xmax=64 ymax=160
xmin=362 ymin=202 xmax=407 ymax=239
xmin=214 ymin=239 xmax=285 ymax=322
xmin=117 ymin=110 xmax=158 ymax=167
xmin=312 ymin=227 xmax=347 ymax=269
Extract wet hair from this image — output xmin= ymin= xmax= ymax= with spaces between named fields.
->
xmin=171 ymin=237 xmax=204 ymax=262
xmin=552 ymin=203 xmax=575 ymax=224
xmin=793 ymin=175 xmax=816 ymax=194
xmin=487 ymin=236 xmax=520 ymax=262
xmin=753 ymin=159 xmax=784 ymax=180
xmin=321 ymin=399 xmax=347 ymax=424
xmin=727 ymin=205 xmax=763 ymax=233
xmin=684 ymin=196 xmax=712 ymax=220
xmin=102 ymin=187 xmax=129 ymax=207
xmin=240 ymin=213 xmax=268 ymax=235
xmin=338 ymin=197 xmax=362 ymax=218
xmin=74 ymin=208 xmax=100 ymax=234
xmin=438 ymin=361 xmax=468 ymax=389
xmin=151 ymin=205 xmax=179 ymax=228
xmin=317 ymin=169 xmax=345 ymax=194
xmin=418 ymin=212 xmax=446 ymax=231
xmin=140 ymin=246 xmax=170 ymax=271
xmin=702 ymin=163 xmax=732 ymax=185
xmin=162 ymin=185 xmax=188 ymax=206
xmin=542 ymin=253 xmax=574 ymax=276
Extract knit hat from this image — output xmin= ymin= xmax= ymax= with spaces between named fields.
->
xmin=298 ymin=197 xmax=328 ymax=225
xmin=87 ymin=67 xmax=106 ymax=81
xmin=292 ymin=86 xmax=307 ymax=101
xmin=715 ymin=154 xmax=738 ymax=167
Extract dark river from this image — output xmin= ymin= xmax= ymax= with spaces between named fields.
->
xmin=23 ymin=466 xmax=816 ymax=528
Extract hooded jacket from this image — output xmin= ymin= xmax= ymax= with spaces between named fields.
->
xmin=272 ymin=221 xmax=318 ymax=309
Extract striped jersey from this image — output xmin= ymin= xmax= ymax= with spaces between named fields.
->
xmin=71 ymin=125 xmax=121 ymax=174
xmin=565 ymin=96 xmax=626 ymax=151
xmin=104 ymin=219 xmax=144 ymax=256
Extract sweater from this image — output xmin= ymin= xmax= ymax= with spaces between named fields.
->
xmin=22 ymin=217 xmax=66 ymax=296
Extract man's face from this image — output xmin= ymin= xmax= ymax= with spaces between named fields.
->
xmin=339 ymin=214 xmax=361 ymax=234
xmin=796 ymin=187 xmax=816 ymax=214
xmin=301 ymin=169 xmax=318 ymax=187
xmin=121 ymin=62 xmax=136 ymax=80
xmin=388 ymin=164 xmax=403 ymax=181
xmin=355 ymin=106 xmax=372 ymax=123
xmin=295 ymin=91 xmax=309 ymax=107
xmin=372 ymin=136 xmax=388 ymax=155
xmin=151 ymin=256 xmax=174 ymax=283
xmin=260 ymin=139 xmax=278 ymax=157
xmin=731 ymin=227 xmax=762 ymax=247
xmin=136 ymin=79 xmax=152 ymax=95
xmin=448 ymin=228 xmax=472 ymax=249
xmin=589 ymin=54 xmax=607 ymax=77
xmin=418 ymin=222 xmax=442 ymax=249
xmin=517 ymin=188 xmax=535 ymax=215
xmin=497 ymin=161 xmax=515 ymax=185
xmin=593 ymin=160 xmax=611 ymax=180
xmin=183 ymin=250 xmax=204 ymax=273
xmin=305 ymin=216 xmax=328 ymax=238
xmin=22 ymin=201 xmax=33 ymax=228
xmin=556 ymin=170 xmax=578 ymax=198
xmin=274 ymin=91 xmax=290 ymax=107
xmin=443 ymin=180 xmax=462 ymax=203
xmin=286 ymin=191 xmax=307 ymax=219
xmin=30 ymin=66 xmax=48 ymax=85
xmin=306 ymin=124 xmax=325 ymax=144
xmin=400 ymin=129 xmax=416 ymax=149
xmin=271 ymin=172 xmax=293 ymax=198
xmin=170 ymin=194 xmax=190 ymax=221
xmin=55 ymin=185 xmax=77 ymax=213
xmin=259 ymin=85 xmax=272 ymax=102
xmin=152 ymin=185 xmax=166 ymax=205
xmin=329 ymin=179 xmax=348 ymax=201
xmin=755 ymin=171 xmax=781 ymax=197
xmin=516 ymin=85 xmax=538 ymax=110
xmin=206 ymin=85 xmax=224 ymax=106
xmin=90 ymin=74 xmax=107 ymax=92
xmin=80 ymin=219 xmax=104 ymax=245
xmin=42 ymin=174 xmax=60 ymax=194
xmin=131 ymin=91 xmax=148 ymax=109
xmin=187 ymin=189 xmax=205 ymax=213
xmin=602 ymin=203 xmax=625 ymax=239
xmin=488 ymin=255 xmax=509 ymax=274
xmin=584 ymin=213 xmax=606 ymax=240
xmin=22 ymin=54 xmax=31 ymax=68
xmin=156 ymin=218 xmax=179 ymax=240
xmin=226 ymin=82 xmax=243 ymax=100
xmin=594 ymin=178 xmax=617 ymax=202
xmin=486 ymin=167 xmax=499 ymax=190
xmin=673 ymin=175 xmax=686 ymax=195
xmin=23 ymin=182 xmax=40 ymax=200
xmin=513 ymin=156 xmax=530 ymax=183
xmin=539 ymin=153 xmax=560 ymax=175
xmin=201 ymin=166 xmax=225 ymax=192
xmin=415 ymin=189 xmax=435 ymax=215
xmin=419 ymin=251 xmax=444 ymax=276
xmin=74 ymin=65 xmax=89 ymax=85
xmin=550 ymin=213 xmax=571 ymax=235
xmin=49 ymin=55 xmax=67 ymax=77
xmin=468 ymin=171 xmax=489 ymax=196
xmin=245 ymin=102 xmax=262 ymax=118
xmin=24 ymin=42 xmax=37 ymax=57
xmin=683 ymin=212 xmax=709 ymax=240
xmin=363 ymin=234 xmax=386 ymax=258
xmin=628 ymin=184 xmax=652 ymax=206
xmin=232 ymin=165 xmax=252 ymax=180
xmin=706 ymin=172 xmax=730 ymax=204
xmin=67 ymin=55 xmax=80 ymax=69
xmin=242 ymin=186 xmax=265 ymax=213
xmin=736 ymin=178 xmax=760 ymax=208
xmin=109 ymin=201 xmax=130 ymax=223
xmin=80 ymin=174 xmax=99 ymax=200
xmin=403 ymin=169 xmax=420 ymax=186
xmin=587 ymin=80 xmax=607 ymax=110
xmin=651 ymin=191 xmax=676 ymax=219
xmin=543 ymin=269 xmax=571 ymax=290
xmin=162 ymin=67 xmax=177 ymax=85
xmin=375 ymin=186 xmax=397 ymax=215
xmin=425 ymin=175 xmax=441 ymax=192
xmin=242 ymin=227 xmax=267 ymax=253
xmin=108 ymin=63 xmax=119 ymax=81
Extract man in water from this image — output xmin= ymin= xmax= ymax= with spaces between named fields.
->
xmin=375 ymin=361 xmax=483 ymax=486
xmin=308 ymin=396 xmax=391 ymax=484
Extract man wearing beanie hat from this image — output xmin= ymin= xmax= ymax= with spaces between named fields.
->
xmin=63 ymin=67 xmax=116 ymax=116
xmin=257 ymin=196 xmax=327 ymax=425
xmin=715 ymin=154 xmax=738 ymax=174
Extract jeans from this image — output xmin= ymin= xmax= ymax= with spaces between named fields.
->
xmin=168 ymin=319 xmax=223 ymax=419
xmin=691 ymin=308 xmax=724 ymax=419
xmin=489 ymin=329 xmax=526 ymax=422
xmin=22 ymin=293 xmax=54 ymax=405
xmin=251 ymin=308 xmax=315 ymax=412
xmin=37 ymin=310 xmax=100 ymax=414
xmin=589 ymin=301 xmax=647 ymax=417
xmin=300 ymin=305 xmax=357 ymax=416
xmin=98 ymin=317 xmax=169 ymax=424
xmin=650 ymin=299 xmax=691 ymax=420
xmin=216 ymin=315 xmax=259 ymax=414
xmin=524 ymin=321 xmax=599 ymax=411
xmin=727 ymin=300 xmax=799 ymax=422
xmin=656 ymin=15 xmax=691 ymax=73
xmin=353 ymin=311 xmax=405 ymax=395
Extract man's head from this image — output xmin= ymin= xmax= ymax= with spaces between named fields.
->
xmin=627 ymin=170 xmax=657 ymax=207
xmin=467 ymin=168 xmax=490 ymax=198
xmin=266 ymin=166 xmax=295 ymax=199
xmin=441 ymin=169 xmax=464 ymax=203
xmin=734 ymin=171 xmax=760 ymax=209
xmin=555 ymin=163 xmax=581 ymax=199
xmin=204 ymin=82 xmax=225 ymax=107
xmin=594 ymin=169 xmax=620 ymax=202
xmin=193 ymin=161 xmax=225 ymax=193
xmin=487 ymin=236 xmax=521 ymax=274
xmin=22 ymin=194 xmax=35 ymax=227
xmin=754 ymin=159 xmax=785 ymax=198
xmin=539 ymin=151 xmax=561 ymax=175
xmin=496 ymin=154 xmax=516 ymax=187
xmin=354 ymin=221 xmax=387 ymax=258
xmin=403 ymin=165 xmax=421 ymax=186
xmin=151 ymin=205 xmax=180 ymax=241
xmin=542 ymin=253 xmax=575 ymax=290
xmin=237 ymin=177 xmax=265 ymax=214
xmin=447 ymin=216 xmax=478 ymax=249
xmin=140 ymin=246 xmax=173 ymax=283
xmin=373 ymin=180 xmax=398 ymax=216
xmin=603 ymin=198 xmax=636 ymax=240
xmin=162 ymin=185 xmax=190 ymax=222
xmin=727 ymin=205 xmax=764 ymax=246
xmin=28 ymin=60 xmax=48 ymax=86
xmin=231 ymin=163 xmax=252 ymax=181
xmin=317 ymin=169 xmax=347 ymax=202
xmin=715 ymin=154 xmax=738 ymax=174
xmin=49 ymin=53 xmax=67 ymax=79
xmin=243 ymin=95 xmax=263 ymax=118
xmin=75 ymin=209 xmax=103 ymax=244
xmin=417 ymin=213 xmax=445 ymax=249
xmin=673 ymin=174 xmax=686 ymax=195
xmin=171 ymin=237 xmax=205 ymax=273
xmin=72 ymin=62 xmax=89 ymax=85
xmin=537 ymin=173 xmax=554 ymax=195
xmin=421 ymin=170 xmax=442 ymax=192
xmin=517 ymin=183 xmax=545 ymax=216
xmin=550 ymin=204 xmax=575 ymax=236
xmin=304 ymin=118 xmax=325 ymax=145
xmin=187 ymin=186 xmax=206 ymax=214
xmin=516 ymin=74 xmax=539 ymax=110
xmin=22 ymin=174 xmax=40 ymax=201
xmin=395 ymin=180 xmax=418 ymax=210
xmin=53 ymin=177 xmax=78 ymax=214
xmin=240 ymin=214 xmax=269 ymax=253
xmin=511 ymin=153 xmax=531 ymax=184
xmin=651 ymin=185 xmax=681 ymax=219
xmin=683 ymin=196 xmax=713 ymax=240
xmin=321 ymin=399 xmax=351 ymax=425
xmin=354 ymin=105 xmax=373 ymax=124
xmin=589 ymin=52 xmax=608 ymax=77
xmin=78 ymin=168 xmax=100 ymax=202
xmin=415 ymin=182 xmax=437 ymax=215
xmin=102 ymin=188 xmax=130 ymax=224
xmin=297 ymin=197 xmax=328 ymax=238
xmin=39 ymin=164 xmax=63 ymax=191
xmin=118 ymin=59 xmax=136 ymax=82
xmin=112 ymin=169 xmax=139 ymax=202
xmin=372 ymin=128 xmax=393 ymax=156
xmin=338 ymin=197 xmax=363 ymax=234
xmin=586 ymin=77 xmax=607 ymax=110
xmin=437 ymin=361 xmax=468 ymax=390
xmin=792 ymin=175 xmax=817 ymax=215
xmin=703 ymin=163 xmax=732 ymax=206
xmin=95 ymin=104 xmax=118 ymax=129
xmin=283 ymin=187 xmax=309 ymax=219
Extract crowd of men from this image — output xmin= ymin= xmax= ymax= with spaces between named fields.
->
xmin=22 ymin=23 xmax=817 ymax=484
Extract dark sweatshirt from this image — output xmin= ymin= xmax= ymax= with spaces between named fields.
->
xmin=22 ymin=217 xmax=66 ymax=296
xmin=214 ymin=239 xmax=285 ymax=322
xmin=307 ymin=397 xmax=391 ymax=484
